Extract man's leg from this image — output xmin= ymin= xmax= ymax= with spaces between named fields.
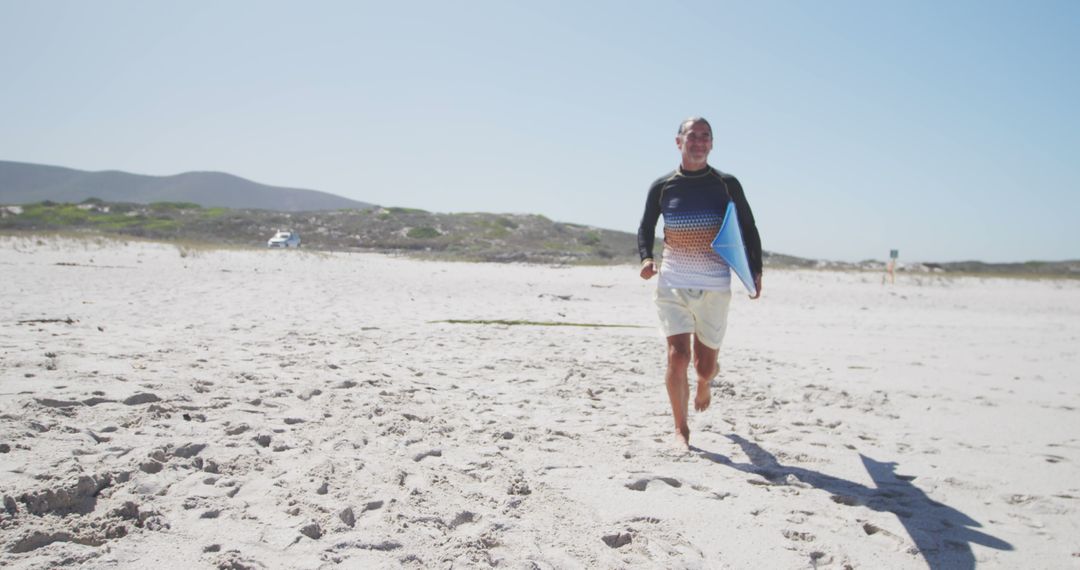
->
xmin=665 ymin=333 xmax=693 ymax=447
xmin=693 ymin=336 xmax=720 ymax=412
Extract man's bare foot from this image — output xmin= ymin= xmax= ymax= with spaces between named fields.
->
xmin=675 ymin=424 xmax=690 ymax=450
xmin=694 ymin=379 xmax=711 ymax=412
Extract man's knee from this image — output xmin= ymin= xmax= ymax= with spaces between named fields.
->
xmin=694 ymin=357 xmax=718 ymax=379
xmin=692 ymin=340 xmax=720 ymax=379
xmin=667 ymin=337 xmax=692 ymax=365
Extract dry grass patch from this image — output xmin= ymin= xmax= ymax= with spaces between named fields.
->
xmin=432 ymin=319 xmax=646 ymax=328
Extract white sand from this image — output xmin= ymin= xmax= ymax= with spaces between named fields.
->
xmin=1 ymin=235 xmax=1078 ymax=569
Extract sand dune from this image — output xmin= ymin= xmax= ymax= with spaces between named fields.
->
xmin=1 ymin=236 xmax=1078 ymax=569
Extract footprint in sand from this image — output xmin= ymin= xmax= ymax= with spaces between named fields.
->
xmin=782 ymin=529 xmax=816 ymax=542
xmin=412 ymin=449 xmax=442 ymax=462
xmin=602 ymin=532 xmax=633 ymax=548
xmin=830 ymin=494 xmax=861 ymax=507
xmin=860 ymin=519 xmax=909 ymax=550
xmin=123 ymin=393 xmax=161 ymax=405
xmin=625 ymin=476 xmax=682 ymax=491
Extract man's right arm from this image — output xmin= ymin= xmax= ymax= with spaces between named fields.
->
xmin=637 ymin=183 xmax=662 ymax=279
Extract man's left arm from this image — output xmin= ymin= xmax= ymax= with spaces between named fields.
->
xmin=727 ymin=176 xmax=763 ymax=298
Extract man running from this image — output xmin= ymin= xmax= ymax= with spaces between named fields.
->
xmin=637 ymin=116 xmax=763 ymax=449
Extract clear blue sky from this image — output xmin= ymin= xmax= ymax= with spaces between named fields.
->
xmin=2 ymin=1 xmax=1077 ymax=262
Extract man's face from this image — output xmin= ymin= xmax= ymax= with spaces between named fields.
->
xmin=676 ymin=122 xmax=713 ymax=168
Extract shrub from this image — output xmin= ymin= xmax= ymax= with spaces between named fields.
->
xmin=407 ymin=226 xmax=441 ymax=239
xmin=495 ymin=217 xmax=518 ymax=229
xmin=150 ymin=202 xmax=200 ymax=212
xmin=388 ymin=207 xmax=429 ymax=215
xmin=578 ymin=231 xmax=601 ymax=246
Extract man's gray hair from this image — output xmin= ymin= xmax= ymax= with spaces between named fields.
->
xmin=677 ymin=116 xmax=712 ymax=136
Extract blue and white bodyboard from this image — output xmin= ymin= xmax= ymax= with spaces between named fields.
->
xmin=711 ymin=201 xmax=758 ymax=297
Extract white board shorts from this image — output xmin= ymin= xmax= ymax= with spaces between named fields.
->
xmin=653 ymin=287 xmax=732 ymax=350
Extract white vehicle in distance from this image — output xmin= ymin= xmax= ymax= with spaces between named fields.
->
xmin=267 ymin=230 xmax=301 ymax=248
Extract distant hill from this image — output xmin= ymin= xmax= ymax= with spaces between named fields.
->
xmin=0 ymin=160 xmax=373 ymax=212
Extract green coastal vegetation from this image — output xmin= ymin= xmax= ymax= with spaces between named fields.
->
xmin=2 ymin=199 xmax=1077 ymax=276
xmin=0 ymin=198 xmax=639 ymax=265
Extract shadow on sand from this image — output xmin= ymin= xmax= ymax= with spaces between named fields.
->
xmin=692 ymin=434 xmax=1012 ymax=569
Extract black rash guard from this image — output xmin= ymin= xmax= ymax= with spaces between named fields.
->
xmin=638 ymin=166 xmax=762 ymax=289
